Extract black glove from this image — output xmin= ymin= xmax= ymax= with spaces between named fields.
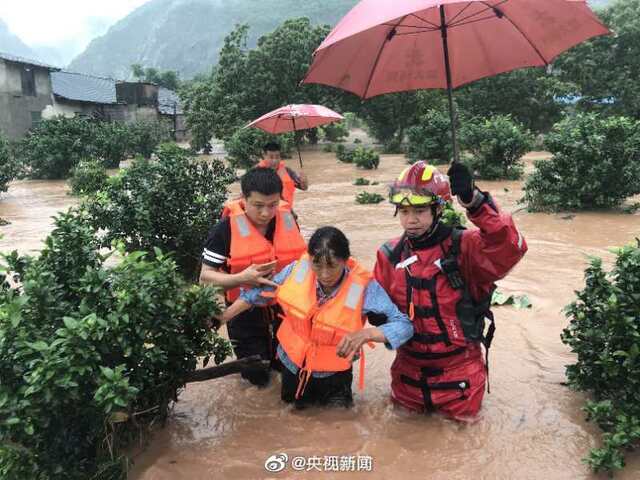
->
xmin=447 ymin=162 xmax=475 ymax=204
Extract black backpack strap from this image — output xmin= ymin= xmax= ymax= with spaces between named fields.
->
xmin=379 ymin=234 xmax=407 ymax=266
xmin=441 ymin=227 xmax=499 ymax=394
xmin=440 ymin=227 xmax=466 ymax=290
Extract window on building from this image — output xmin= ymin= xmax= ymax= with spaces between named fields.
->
xmin=30 ymin=111 xmax=42 ymax=127
xmin=21 ymin=67 xmax=37 ymax=96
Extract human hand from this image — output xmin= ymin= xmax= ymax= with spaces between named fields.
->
xmin=297 ymin=171 xmax=309 ymax=190
xmin=239 ymin=261 xmax=278 ymax=287
xmin=447 ymin=162 xmax=474 ymax=204
xmin=336 ymin=329 xmax=372 ymax=359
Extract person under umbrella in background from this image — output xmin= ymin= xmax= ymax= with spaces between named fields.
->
xmin=373 ymin=161 xmax=527 ymax=421
xmin=258 ymin=141 xmax=308 ymax=208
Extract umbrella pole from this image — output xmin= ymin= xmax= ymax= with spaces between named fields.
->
xmin=440 ymin=5 xmax=460 ymax=164
xmin=292 ymin=116 xmax=304 ymax=168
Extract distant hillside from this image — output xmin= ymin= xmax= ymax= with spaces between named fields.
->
xmin=68 ymin=0 xmax=358 ymax=80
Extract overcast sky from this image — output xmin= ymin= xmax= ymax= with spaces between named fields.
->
xmin=0 ymin=0 xmax=151 ymax=59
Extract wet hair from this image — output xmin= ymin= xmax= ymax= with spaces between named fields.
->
xmin=241 ymin=167 xmax=283 ymax=197
xmin=263 ymin=142 xmax=281 ymax=153
xmin=308 ymin=226 xmax=351 ymax=264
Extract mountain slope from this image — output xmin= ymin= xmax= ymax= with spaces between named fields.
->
xmin=68 ymin=0 xmax=358 ymax=79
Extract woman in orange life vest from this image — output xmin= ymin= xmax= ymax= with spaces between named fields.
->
xmin=200 ymin=167 xmax=306 ymax=387
xmin=258 ymin=142 xmax=308 ymax=208
xmin=217 ymin=226 xmax=414 ymax=409
xmin=374 ymin=161 xmax=527 ymax=421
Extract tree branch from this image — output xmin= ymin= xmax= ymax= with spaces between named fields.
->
xmin=185 ymin=355 xmax=270 ymax=383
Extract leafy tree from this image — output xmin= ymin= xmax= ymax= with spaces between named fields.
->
xmin=15 ymin=117 xmax=97 ymax=179
xmin=352 ymin=146 xmax=380 ymax=170
xmin=554 ymin=0 xmax=640 ymax=119
xmin=127 ymin=120 xmax=172 ymax=159
xmin=406 ymin=109 xmax=454 ymax=165
xmin=69 ymin=159 xmax=108 ymax=196
xmin=0 ymin=209 xmax=230 ymax=479
xmin=460 ymin=115 xmax=534 ymax=180
xmin=523 ymin=113 xmax=640 ymax=211
xmin=182 ymin=19 xmax=356 ymax=151
xmin=561 ymin=241 xmax=640 ymax=474
xmin=84 ymin=143 xmax=235 ymax=280
xmin=335 ymin=144 xmax=355 ymax=163
xmin=456 ymin=68 xmax=575 ymax=133
xmin=131 ymin=63 xmax=181 ymax=90
xmin=0 ymin=132 xmax=18 ymax=195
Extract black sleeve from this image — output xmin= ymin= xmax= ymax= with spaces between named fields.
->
xmin=202 ymin=218 xmax=231 ymax=268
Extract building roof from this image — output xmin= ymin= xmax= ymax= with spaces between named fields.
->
xmin=158 ymin=87 xmax=183 ymax=115
xmin=51 ymin=71 xmax=118 ymax=104
xmin=0 ymin=51 xmax=60 ymax=70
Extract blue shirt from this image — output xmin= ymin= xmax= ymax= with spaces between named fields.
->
xmin=239 ymin=261 xmax=414 ymax=378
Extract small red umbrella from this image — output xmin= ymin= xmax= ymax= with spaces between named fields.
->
xmin=246 ymin=104 xmax=345 ymax=166
xmin=303 ymin=0 xmax=610 ymax=162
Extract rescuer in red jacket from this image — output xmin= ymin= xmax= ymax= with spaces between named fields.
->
xmin=373 ymin=161 xmax=527 ymax=421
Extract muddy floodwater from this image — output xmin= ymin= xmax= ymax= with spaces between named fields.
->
xmin=1 ymin=151 xmax=639 ymax=480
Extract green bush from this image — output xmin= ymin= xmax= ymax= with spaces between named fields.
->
xmin=69 ymin=159 xmax=108 ymax=196
xmin=353 ymin=177 xmax=371 ymax=186
xmin=355 ymin=191 xmax=384 ymax=204
xmin=406 ymin=110 xmax=453 ymax=164
xmin=353 ymin=146 xmax=380 ymax=170
xmin=335 ymin=144 xmax=355 ymax=163
xmin=353 ymin=138 xmax=362 ymax=144
xmin=15 ymin=117 xmax=97 ymax=179
xmin=440 ymin=203 xmax=466 ymax=228
xmin=523 ymin=114 xmax=640 ymax=211
xmin=460 ymin=115 xmax=534 ymax=180
xmin=320 ymin=121 xmax=349 ymax=143
xmin=0 ymin=132 xmax=18 ymax=194
xmin=561 ymin=241 xmax=640 ymax=474
xmin=322 ymin=143 xmax=335 ymax=153
xmin=224 ymin=127 xmax=294 ymax=169
xmin=127 ymin=120 xmax=172 ymax=159
xmin=0 ymin=209 xmax=230 ymax=479
xmin=94 ymin=122 xmax=132 ymax=169
xmin=84 ymin=143 xmax=235 ymax=280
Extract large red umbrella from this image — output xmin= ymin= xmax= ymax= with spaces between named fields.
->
xmin=247 ymin=104 xmax=344 ymax=166
xmin=302 ymin=0 xmax=610 ymax=162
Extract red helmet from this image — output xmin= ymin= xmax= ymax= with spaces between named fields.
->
xmin=390 ymin=161 xmax=452 ymax=206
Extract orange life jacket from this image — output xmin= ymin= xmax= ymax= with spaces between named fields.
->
xmin=220 ymin=198 xmax=291 ymax=220
xmin=258 ymin=160 xmax=297 ymax=207
xmin=275 ymin=254 xmax=371 ymax=398
xmin=226 ymin=204 xmax=306 ymax=303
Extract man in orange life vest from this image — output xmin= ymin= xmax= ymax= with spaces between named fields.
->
xmin=199 ymin=167 xmax=307 ymax=387
xmin=258 ymin=142 xmax=308 ymax=208
xmin=373 ymin=161 xmax=527 ymax=421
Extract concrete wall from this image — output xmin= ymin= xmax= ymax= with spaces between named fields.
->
xmin=42 ymin=100 xmax=130 ymax=123
xmin=119 ymin=104 xmax=159 ymax=123
xmin=0 ymin=59 xmax=53 ymax=139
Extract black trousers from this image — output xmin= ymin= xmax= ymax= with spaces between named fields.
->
xmin=280 ymin=366 xmax=354 ymax=409
xmin=226 ymin=305 xmax=282 ymax=387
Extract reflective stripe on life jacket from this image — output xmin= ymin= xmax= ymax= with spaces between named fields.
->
xmin=258 ymin=160 xmax=297 ymax=207
xmin=226 ymin=204 xmax=306 ymax=302
xmin=276 ymin=254 xmax=371 ymax=398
